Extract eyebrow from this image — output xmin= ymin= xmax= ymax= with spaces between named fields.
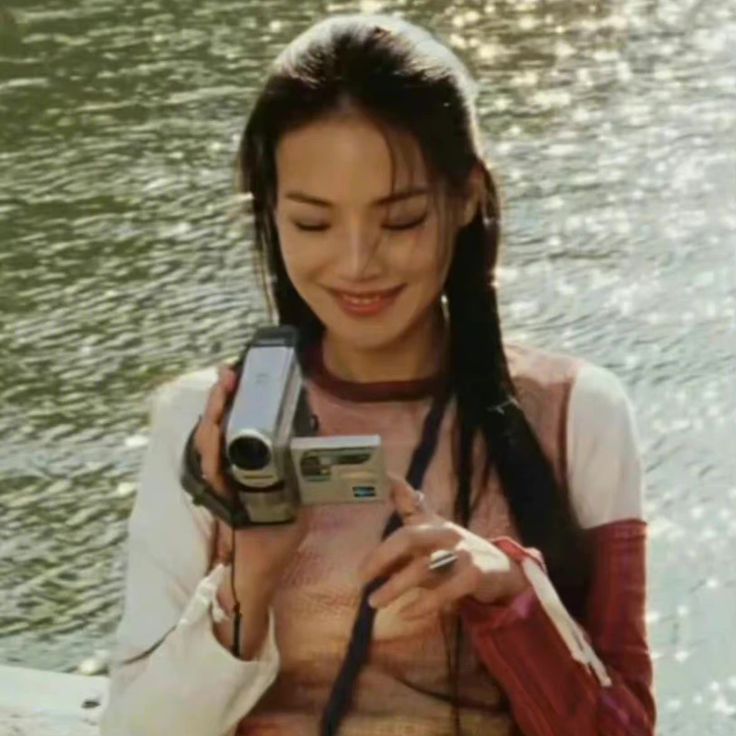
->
xmin=284 ymin=186 xmax=429 ymax=208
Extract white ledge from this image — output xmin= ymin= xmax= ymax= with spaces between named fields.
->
xmin=0 ymin=664 xmax=108 ymax=736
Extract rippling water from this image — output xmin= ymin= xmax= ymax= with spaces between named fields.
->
xmin=1 ymin=1 xmax=734 ymax=733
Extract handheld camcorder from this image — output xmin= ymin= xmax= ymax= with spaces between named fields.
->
xmin=180 ymin=325 xmax=388 ymax=527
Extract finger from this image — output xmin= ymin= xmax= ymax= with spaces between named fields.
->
xmin=217 ymin=363 xmax=238 ymax=392
xmin=203 ymin=365 xmax=237 ymax=425
xmin=201 ymin=383 xmax=226 ymax=426
xmin=370 ymin=548 xmax=466 ymax=608
xmin=214 ymin=520 xmax=233 ymax=563
xmin=399 ymin=564 xmax=476 ymax=619
xmin=359 ymin=524 xmax=459 ymax=584
xmin=368 ymin=552 xmax=437 ymax=609
xmin=196 ymin=368 xmax=233 ymax=453
xmin=198 ymin=422 xmax=230 ymax=496
xmin=388 ymin=473 xmax=432 ymax=524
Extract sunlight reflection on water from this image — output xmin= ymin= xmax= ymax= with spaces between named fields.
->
xmin=0 ymin=0 xmax=734 ymax=732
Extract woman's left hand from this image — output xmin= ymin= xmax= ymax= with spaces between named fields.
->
xmin=358 ymin=474 xmax=530 ymax=619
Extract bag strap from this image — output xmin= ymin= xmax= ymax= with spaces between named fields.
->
xmin=320 ymin=387 xmax=452 ymax=735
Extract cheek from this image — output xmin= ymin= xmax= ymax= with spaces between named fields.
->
xmin=392 ymin=236 xmax=452 ymax=295
xmin=279 ymin=238 xmax=327 ymax=289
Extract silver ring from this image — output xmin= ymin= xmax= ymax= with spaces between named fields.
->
xmin=427 ymin=549 xmax=459 ymax=574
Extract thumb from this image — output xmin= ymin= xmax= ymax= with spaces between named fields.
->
xmin=212 ymin=519 xmax=234 ymax=567
xmin=388 ymin=472 xmax=432 ymax=524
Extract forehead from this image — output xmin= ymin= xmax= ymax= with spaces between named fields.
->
xmin=275 ymin=112 xmax=429 ymax=204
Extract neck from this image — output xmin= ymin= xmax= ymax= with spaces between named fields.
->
xmin=321 ymin=305 xmax=448 ymax=384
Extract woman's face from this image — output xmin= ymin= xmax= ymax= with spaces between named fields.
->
xmin=273 ymin=111 xmax=478 ymax=353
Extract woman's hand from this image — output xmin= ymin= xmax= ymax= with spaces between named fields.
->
xmin=195 ymin=364 xmax=311 ymax=606
xmin=358 ymin=475 xmax=529 ymax=619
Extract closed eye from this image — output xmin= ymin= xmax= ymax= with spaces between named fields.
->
xmin=292 ymin=213 xmax=428 ymax=233
xmin=293 ymin=222 xmax=328 ymax=232
xmin=384 ymin=213 xmax=428 ymax=231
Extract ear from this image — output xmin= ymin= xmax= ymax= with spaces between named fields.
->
xmin=459 ymin=164 xmax=485 ymax=228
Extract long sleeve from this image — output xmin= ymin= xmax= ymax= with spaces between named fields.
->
xmin=100 ymin=369 xmax=280 ymax=736
xmin=459 ymin=363 xmax=656 ymax=735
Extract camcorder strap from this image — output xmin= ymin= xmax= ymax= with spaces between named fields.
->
xmin=320 ymin=385 xmax=453 ymax=736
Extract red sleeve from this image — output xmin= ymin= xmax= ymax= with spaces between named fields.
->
xmin=459 ymin=519 xmax=655 ymax=736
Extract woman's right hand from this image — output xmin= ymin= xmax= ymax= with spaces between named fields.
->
xmin=194 ymin=363 xmax=311 ymax=609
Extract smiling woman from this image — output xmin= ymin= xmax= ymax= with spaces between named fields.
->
xmin=273 ymin=110 xmax=476 ymax=379
xmin=100 ymin=12 xmax=655 ymax=736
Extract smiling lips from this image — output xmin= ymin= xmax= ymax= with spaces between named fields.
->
xmin=329 ymin=285 xmax=405 ymax=317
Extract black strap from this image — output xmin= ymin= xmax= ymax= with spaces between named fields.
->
xmin=320 ymin=387 xmax=452 ymax=735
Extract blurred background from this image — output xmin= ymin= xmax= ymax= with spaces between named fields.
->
xmin=0 ymin=1 xmax=734 ymax=734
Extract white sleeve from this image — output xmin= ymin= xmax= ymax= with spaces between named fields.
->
xmin=566 ymin=362 xmax=645 ymax=529
xmin=99 ymin=370 xmax=279 ymax=736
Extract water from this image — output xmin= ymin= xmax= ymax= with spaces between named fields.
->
xmin=1 ymin=1 xmax=734 ymax=733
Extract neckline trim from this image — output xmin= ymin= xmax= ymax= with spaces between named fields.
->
xmin=302 ymin=340 xmax=449 ymax=403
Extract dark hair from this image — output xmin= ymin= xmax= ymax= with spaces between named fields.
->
xmin=235 ymin=13 xmax=591 ymax=733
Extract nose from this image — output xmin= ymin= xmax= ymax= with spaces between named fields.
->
xmin=337 ymin=222 xmax=384 ymax=280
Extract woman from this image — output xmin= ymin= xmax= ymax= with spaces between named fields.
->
xmin=101 ymin=13 xmax=655 ymax=736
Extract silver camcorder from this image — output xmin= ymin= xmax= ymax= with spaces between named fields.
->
xmin=181 ymin=325 xmax=388 ymax=526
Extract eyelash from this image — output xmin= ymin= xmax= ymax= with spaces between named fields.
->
xmin=293 ymin=214 xmax=428 ymax=233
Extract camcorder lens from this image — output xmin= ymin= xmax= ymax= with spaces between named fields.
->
xmin=229 ymin=436 xmax=271 ymax=471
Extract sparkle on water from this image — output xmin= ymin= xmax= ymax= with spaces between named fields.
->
xmin=0 ymin=1 xmax=734 ymax=734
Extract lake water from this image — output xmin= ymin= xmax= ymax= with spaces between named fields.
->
xmin=0 ymin=1 xmax=734 ymax=734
